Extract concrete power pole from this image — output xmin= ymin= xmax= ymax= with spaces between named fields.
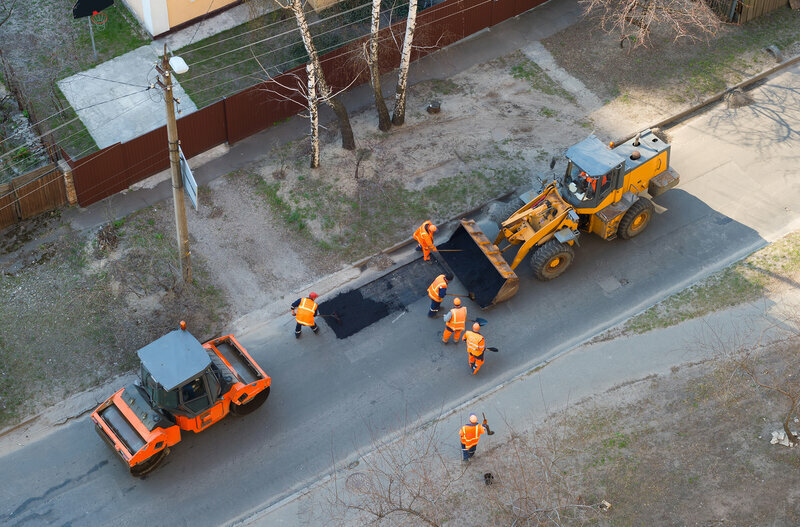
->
xmin=156 ymin=45 xmax=192 ymax=283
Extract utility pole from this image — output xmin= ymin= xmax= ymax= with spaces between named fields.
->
xmin=156 ymin=44 xmax=192 ymax=282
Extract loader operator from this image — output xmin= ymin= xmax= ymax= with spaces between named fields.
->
xmin=413 ymin=220 xmax=438 ymax=262
xmin=427 ymin=272 xmax=453 ymax=318
xmin=291 ymin=292 xmax=320 ymax=338
xmin=462 ymin=322 xmax=486 ymax=375
xmin=459 ymin=413 xmax=486 ymax=460
xmin=442 ymin=297 xmax=466 ymax=344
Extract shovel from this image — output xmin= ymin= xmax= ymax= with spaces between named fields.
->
xmin=319 ymin=312 xmax=343 ymax=325
xmin=486 ymin=347 xmax=499 ymax=353
xmin=468 ymin=317 xmax=488 ymax=327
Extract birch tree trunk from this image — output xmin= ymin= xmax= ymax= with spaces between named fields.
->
xmin=287 ymin=0 xmax=356 ymax=150
xmin=307 ymin=63 xmax=320 ymax=168
xmin=392 ymin=0 xmax=418 ymax=126
xmin=368 ymin=0 xmax=391 ymax=131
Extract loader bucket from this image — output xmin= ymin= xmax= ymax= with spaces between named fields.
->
xmin=438 ymin=219 xmax=519 ymax=308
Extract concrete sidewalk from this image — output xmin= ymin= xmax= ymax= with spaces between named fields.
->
xmin=61 ymin=0 xmax=582 ymax=232
xmin=233 ymin=286 xmax=800 ymax=526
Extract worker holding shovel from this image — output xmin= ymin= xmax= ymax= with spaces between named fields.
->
xmin=462 ymin=322 xmax=486 ymax=375
xmin=413 ymin=220 xmax=438 ymax=262
xmin=290 ymin=292 xmax=320 ymax=339
xmin=442 ymin=297 xmax=467 ymax=344
xmin=459 ymin=413 xmax=493 ymax=460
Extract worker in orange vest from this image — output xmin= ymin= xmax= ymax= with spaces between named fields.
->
xmin=462 ymin=322 xmax=486 ymax=375
xmin=427 ymin=272 xmax=453 ymax=318
xmin=459 ymin=413 xmax=486 ymax=460
xmin=442 ymin=297 xmax=467 ymax=344
xmin=413 ymin=220 xmax=438 ymax=262
xmin=291 ymin=292 xmax=319 ymax=339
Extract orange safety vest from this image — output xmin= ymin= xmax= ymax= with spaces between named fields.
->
xmin=413 ymin=221 xmax=435 ymax=250
xmin=459 ymin=423 xmax=485 ymax=448
xmin=447 ymin=306 xmax=467 ymax=331
xmin=463 ymin=331 xmax=485 ymax=356
xmin=427 ymin=274 xmax=448 ymax=302
xmin=296 ymin=297 xmax=318 ymax=326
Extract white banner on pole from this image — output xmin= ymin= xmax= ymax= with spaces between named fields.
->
xmin=179 ymin=146 xmax=198 ymax=211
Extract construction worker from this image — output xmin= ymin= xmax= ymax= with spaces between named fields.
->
xmin=413 ymin=220 xmax=438 ymax=262
xmin=427 ymin=272 xmax=453 ymax=318
xmin=291 ymin=292 xmax=319 ymax=339
xmin=462 ymin=322 xmax=486 ymax=375
xmin=442 ymin=297 xmax=466 ymax=344
xmin=459 ymin=413 xmax=486 ymax=461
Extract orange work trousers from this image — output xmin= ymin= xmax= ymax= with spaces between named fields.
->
xmin=443 ymin=328 xmax=463 ymax=343
xmin=469 ymin=352 xmax=485 ymax=375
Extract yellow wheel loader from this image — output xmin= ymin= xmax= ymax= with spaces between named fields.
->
xmin=439 ymin=129 xmax=679 ymax=308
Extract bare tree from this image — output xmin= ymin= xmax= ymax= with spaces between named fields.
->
xmin=392 ymin=0 xmax=418 ymax=126
xmin=579 ymin=0 xmax=723 ymax=51
xmin=277 ymin=0 xmax=356 ymax=150
xmin=366 ymin=0 xmax=391 ymax=131
xmin=0 ymin=0 xmax=15 ymax=28
xmin=329 ymin=419 xmax=467 ymax=526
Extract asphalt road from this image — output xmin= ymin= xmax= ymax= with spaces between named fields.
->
xmin=1 ymin=64 xmax=798 ymax=527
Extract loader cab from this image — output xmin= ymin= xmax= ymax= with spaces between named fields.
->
xmin=562 ymin=136 xmax=626 ymax=210
xmin=137 ymin=329 xmax=221 ymax=417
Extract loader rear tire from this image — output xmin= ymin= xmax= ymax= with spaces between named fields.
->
xmin=130 ymin=448 xmax=168 ymax=478
xmin=618 ymin=198 xmax=654 ymax=240
xmin=530 ymin=239 xmax=574 ymax=281
xmin=230 ymin=387 xmax=270 ymax=416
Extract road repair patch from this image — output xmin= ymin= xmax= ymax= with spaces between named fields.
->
xmin=318 ymin=258 xmax=448 ymax=339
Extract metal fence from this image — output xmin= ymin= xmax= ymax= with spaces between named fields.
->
xmin=65 ymin=0 xmax=548 ymax=207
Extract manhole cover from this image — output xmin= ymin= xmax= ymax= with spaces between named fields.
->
xmin=345 ymin=472 xmax=371 ymax=493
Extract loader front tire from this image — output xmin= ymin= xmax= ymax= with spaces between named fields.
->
xmin=230 ymin=387 xmax=270 ymax=416
xmin=531 ymin=239 xmax=574 ymax=281
xmin=618 ymin=198 xmax=654 ymax=240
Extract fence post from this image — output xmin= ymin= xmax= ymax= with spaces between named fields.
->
xmin=58 ymin=159 xmax=78 ymax=206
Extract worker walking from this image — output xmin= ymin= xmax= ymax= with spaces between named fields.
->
xmin=459 ymin=413 xmax=486 ymax=461
xmin=462 ymin=322 xmax=486 ymax=374
xmin=291 ymin=292 xmax=320 ymax=339
xmin=413 ymin=220 xmax=438 ymax=262
xmin=427 ymin=272 xmax=453 ymax=318
xmin=442 ymin=297 xmax=467 ymax=343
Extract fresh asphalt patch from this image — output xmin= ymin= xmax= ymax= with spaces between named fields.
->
xmin=318 ymin=258 xmax=449 ymax=339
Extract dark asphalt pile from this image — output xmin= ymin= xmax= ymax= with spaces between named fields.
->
xmin=318 ymin=258 xmax=449 ymax=339
xmin=439 ymin=225 xmax=506 ymax=308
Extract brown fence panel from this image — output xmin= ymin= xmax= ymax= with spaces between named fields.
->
xmin=121 ymin=127 xmax=169 ymax=184
xmin=13 ymin=164 xmax=66 ymax=219
xmin=376 ymin=22 xmax=407 ymax=75
xmin=319 ymin=39 xmax=371 ymax=93
xmin=72 ymin=144 xmax=127 ymax=207
xmin=461 ymin=0 xmax=492 ymax=37
xmin=178 ymin=101 xmax=228 ymax=158
xmin=0 ymin=182 xmax=18 ymax=230
xmin=224 ymin=75 xmax=308 ymax=144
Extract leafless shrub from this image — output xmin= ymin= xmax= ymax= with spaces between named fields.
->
xmin=579 ymin=0 xmax=723 ymax=51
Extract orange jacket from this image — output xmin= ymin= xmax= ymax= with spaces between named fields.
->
xmin=295 ymin=297 xmax=318 ymax=326
xmin=413 ymin=221 xmax=436 ymax=250
xmin=427 ymin=274 xmax=448 ymax=302
xmin=462 ymin=330 xmax=485 ymax=356
xmin=446 ymin=307 xmax=467 ymax=331
xmin=459 ymin=423 xmax=485 ymax=448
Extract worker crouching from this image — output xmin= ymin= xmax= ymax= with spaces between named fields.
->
xmin=291 ymin=292 xmax=320 ymax=338
xmin=427 ymin=272 xmax=453 ymax=318
xmin=459 ymin=413 xmax=486 ymax=460
xmin=413 ymin=220 xmax=438 ymax=262
xmin=462 ymin=322 xmax=486 ymax=374
xmin=442 ymin=297 xmax=466 ymax=343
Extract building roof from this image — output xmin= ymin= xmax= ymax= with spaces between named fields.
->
xmin=137 ymin=330 xmax=211 ymax=391
xmin=565 ymin=136 xmax=626 ymax=177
